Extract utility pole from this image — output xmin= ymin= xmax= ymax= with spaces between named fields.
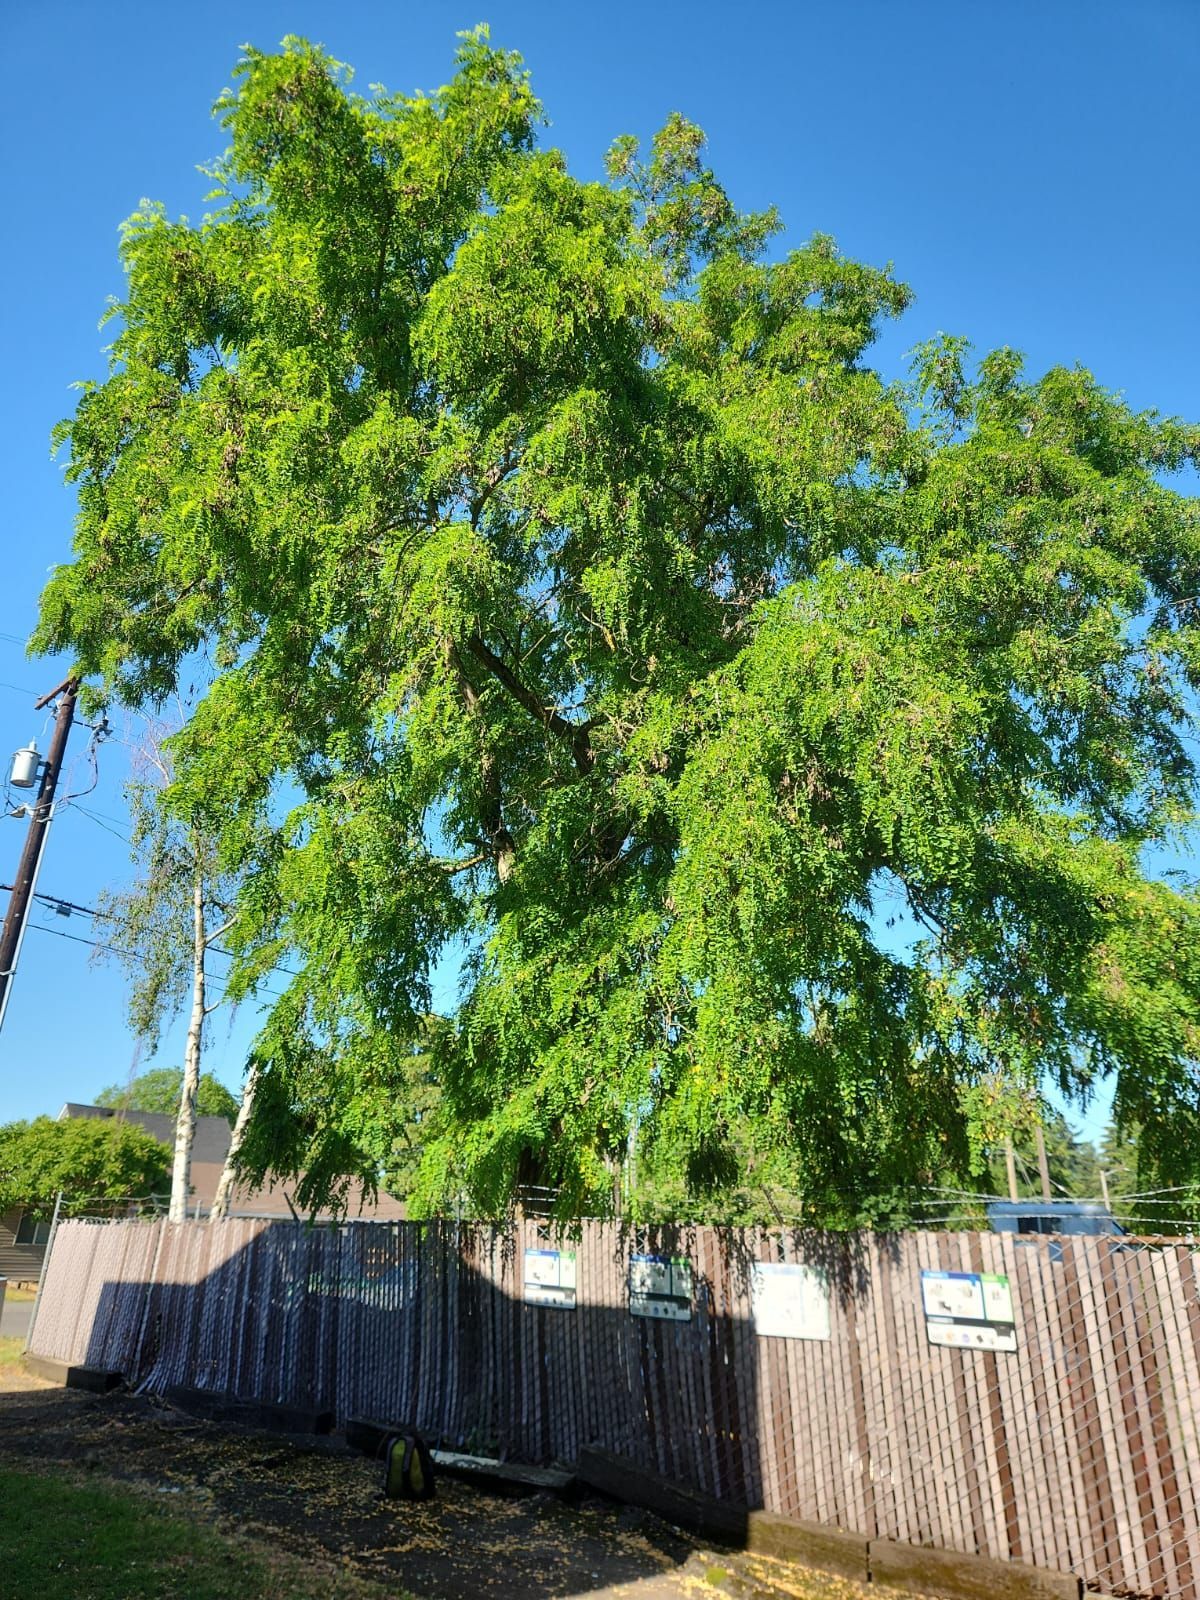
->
xmin=1034 ymin=1121 xmax=1053 ymax=1202
xmin=1004 ymin=1140 xmax=1020 ymax=1203
xmin=0 ymin=678 xmax=78 ymax=1038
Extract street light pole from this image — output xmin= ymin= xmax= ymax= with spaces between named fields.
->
xmin=0 ymin=678 xmax=78 ymax=1039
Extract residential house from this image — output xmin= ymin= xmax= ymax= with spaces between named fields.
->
xmin=0 ymin=1101 xmax=406 ymax=1285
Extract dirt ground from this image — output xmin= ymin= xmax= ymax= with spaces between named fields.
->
xmin=0 ymin=1383 xmax=715 ymax=1600
xmin=0 ymin=1375 xmax=944 ymax=1600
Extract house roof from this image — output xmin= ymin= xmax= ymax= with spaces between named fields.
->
xmin=57 ymin=1102 xmax=406 ymax=1223
xmin=59 ymin=1103 xmax=232 ymax=1165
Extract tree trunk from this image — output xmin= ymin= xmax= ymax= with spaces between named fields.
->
xmin=210 ymin=1059 xmax=259 ymax=1222
xmin=169 ymin=871 xmax=205 ymax=1223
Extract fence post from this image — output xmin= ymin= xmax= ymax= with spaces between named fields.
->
xmin=23 ymin=1188 xmax=63 ymax=1355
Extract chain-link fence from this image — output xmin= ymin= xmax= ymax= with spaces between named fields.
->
xmin=28 ymin=1216 xmax=1200 ymax=1599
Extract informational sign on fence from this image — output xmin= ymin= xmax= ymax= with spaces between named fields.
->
xmin=750 ymin=1261 xmax=831 ymax=1340
xmin=523 ymin=1247 xmax=577 ymax=1309
xmin=920 ymin=1269 xmax=1017 ymax=1352
xmin=629 ymin=1254 xmax=693 ymax=1321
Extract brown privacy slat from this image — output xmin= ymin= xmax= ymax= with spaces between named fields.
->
xmin=857 ymin=1232 xmax=896 ymax=1539
xmin=1028 ymin=1236 xmax=1080 ymax=1573
xmin=1026 ymin=1238 xmax=1069 ymax=1569
xmin=1148 ymin=1249 xmax=1197 ymax=1600
xmin=1092 ymin=1238 xmax=1148 ymax=1591
xmin=886 ymin=1231 xmax=922 ymax=1544
xmin=841 ymin=1255 xmax=875 ymax=1539
xmin=946 ymin=1227 xmax=990 ymax=1554
xmin=921 ymin=1232 xmax=969 ymax=1554
xmin=882 ymin=1234 xmax=920 ymax=1543
xmin=910 ymin=1233 xmax=958 ymax=1550
xmin=692 ymin=1225 xmax=722 ymax=1497
xmin=781 ymin=1244 xmax=816 ymax=1522
xmin=1159 ymin=1250 xmax=1200 ymax=1592
xmin=26 ymin=1217 xmax=1200 ymax=1600
xmin=1129 ymin=1248 xmax=1186 ymax=1598
xmin=895 ymin=1234 xmax=945 ymax=1547
xmin=968 ymin=1233 xmax=1009 ymax=1556
xmin=967 ymin=1233 xmax=1009 ymax=1552
xmin=986 ymin=1234 xmax=1025 ymax=1557
xmin=1073 ymin=1229 xmax=1133 ymax=1590
xmin=1114 ymin=1245 xmax=1174 ymax=1595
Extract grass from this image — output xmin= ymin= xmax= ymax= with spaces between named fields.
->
xmin=0 ymin=1336 xmax=54 ymax=1391
xmin=0 ymin=1467 xmax=395 ymax=1600
xmin=0 ymin=1335 xmax=26 ymax=1367
xmin=4 ymin=1283 xmax=38 ymax=1301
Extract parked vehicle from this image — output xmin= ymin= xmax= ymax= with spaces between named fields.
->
xmin=986 ymin=1200 xmax=1124 ymax=1236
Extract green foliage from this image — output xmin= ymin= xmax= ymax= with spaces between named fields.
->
xmin=986 ymin=1110 xmax=1101 ymax=1200
xmin=36 ymin=31 xmax=1200 ymax=1222
xmin=0 ymin=1116 xmax=170 ymax=1217
xmin=0 ymin=1467 xmax=392 ymax=1600
xmin=95 ymin=1067 xmax=238 ymax=1121
xmin=1099 ymin=1119 xmax=1142 ymax=1202
xmin=93 ymin=751 xmax=238 ymax=1054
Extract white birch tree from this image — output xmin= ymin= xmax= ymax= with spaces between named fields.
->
xmin=96 ymin=720 xmax=239 ymax=1222
xmin=209 ymin=1058 xmax=259 ymax=1221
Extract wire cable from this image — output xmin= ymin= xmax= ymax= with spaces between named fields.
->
xmin=11 ymin=884 xmax=303 ymax=977
xmin=26 ymin=920 xmax=290 ymax=1004
xmin=64 ymin=802 xmax=131 ymax=845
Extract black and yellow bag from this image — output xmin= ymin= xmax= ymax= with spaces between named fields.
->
xmin=384 ymin=1430 xmax=436 ymax=1500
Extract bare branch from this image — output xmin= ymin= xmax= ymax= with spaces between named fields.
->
xmin=465 ymin=634 xmax=595 ymax=774
xmin=435 ymin=852 xmax=488 ymax=875
xmin=204 ymin=914 xmax=238 ymax=947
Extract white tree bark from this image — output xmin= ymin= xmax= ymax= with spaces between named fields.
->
xmin=210 ymin=1059 xmax=259 ymax=1222
xmin=168 ymin=871 xmax=205 ymax=1223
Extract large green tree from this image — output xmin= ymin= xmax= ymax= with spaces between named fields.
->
xmin=34 ymin=32 xmax=1200 ymax=1222
xmin=95 ymin=1069 xmax=238 ymax=1122
xmin=0 ymin=1117 xmax=171 ymax=1218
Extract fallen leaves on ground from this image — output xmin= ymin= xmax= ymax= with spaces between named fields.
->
xmin=0 ymin=1388 xmax=951 ymax=1600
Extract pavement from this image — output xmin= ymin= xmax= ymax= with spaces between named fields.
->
xmin=0 ymin=1294 xmax=34 ymax=1342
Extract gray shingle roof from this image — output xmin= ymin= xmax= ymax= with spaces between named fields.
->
xmin=58 ymin=1103 xmax=232 ymax=1165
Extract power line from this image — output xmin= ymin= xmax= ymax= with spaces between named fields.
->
xmin=29 ymin=921 xmax=123 ymax=957
xmin=66 ymin=802 xmax=130 ymax=830
xmin=10 ymin=885 xmax=303 ymax=980
xmin=65 ymin=801 xmax=131 ymax=844
xmin=26 ymin=920 xmax=291 ymax=1004
xmin=0 ymin=888 xmax=98 ymax=919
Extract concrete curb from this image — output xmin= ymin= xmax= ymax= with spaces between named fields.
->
xmin=869 ymin=1537 xmax=1080 ymax=1600
xmin=745 ymin=1511 xmax=869 ymax=1581
xmin=22 ymin=1355 xmax=123 ymax=1392
xmin=577 ymin=1444 xmax=1082 ymax=1600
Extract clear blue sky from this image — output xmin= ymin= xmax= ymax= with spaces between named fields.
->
xmin=0 ymin=1 xmax=1196 ymax=1137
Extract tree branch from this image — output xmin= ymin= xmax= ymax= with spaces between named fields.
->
xmin=465 ymin=634 xmax=595 ymax=774
xmin=468 ymin=452 xmax=518 ymax=529
xmin=204 ymin=915 xmax=238 ymax=948
xmin=435 ymin=852 xmax=488 ymax=875
xmin=445 ymin=641 xmax=516 ymax=884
